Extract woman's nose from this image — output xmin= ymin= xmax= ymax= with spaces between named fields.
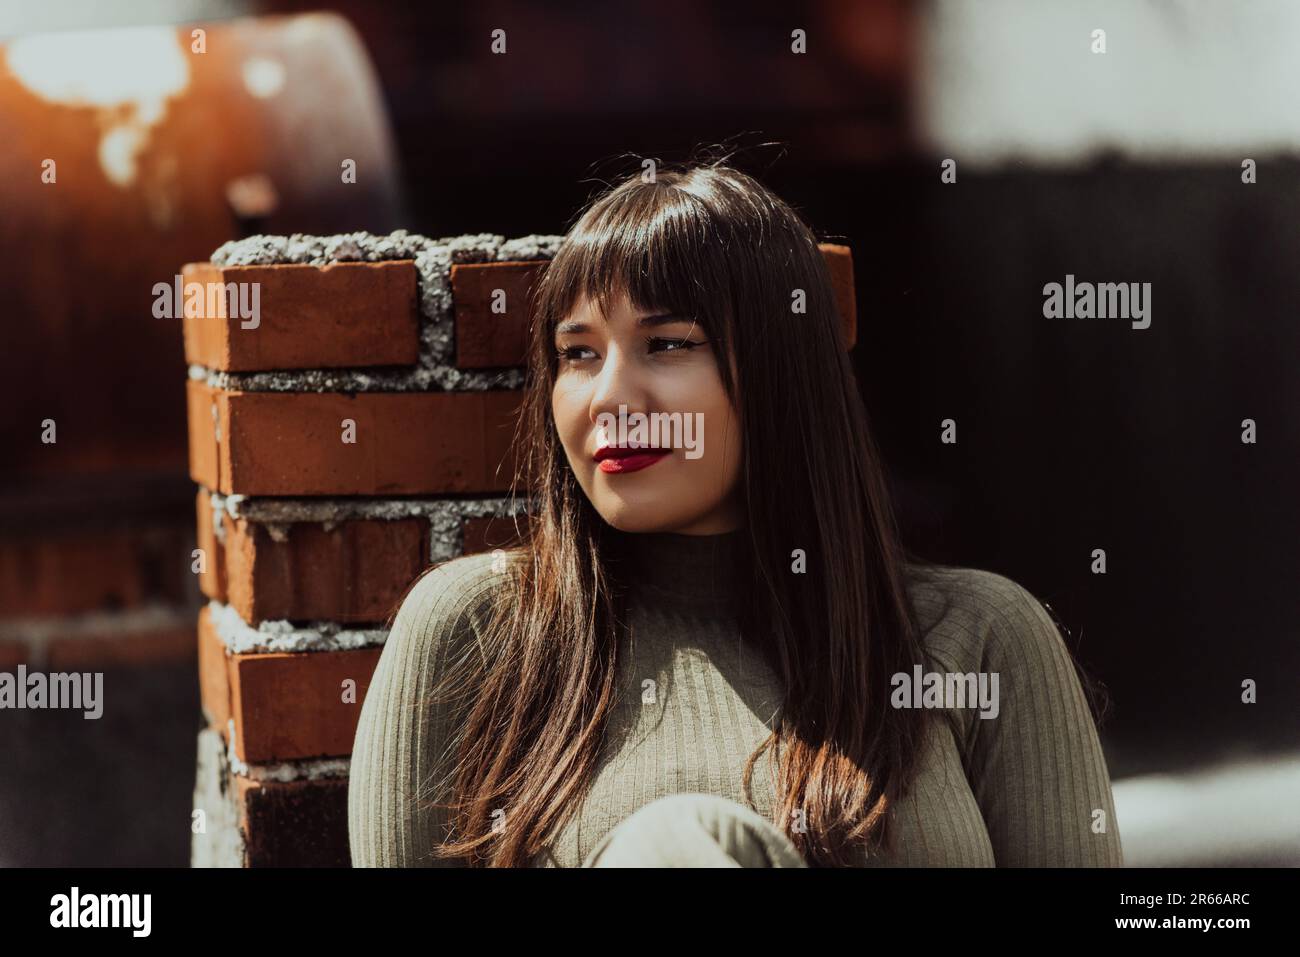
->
xmin=588 ymin=345 xmax=648 ymax=425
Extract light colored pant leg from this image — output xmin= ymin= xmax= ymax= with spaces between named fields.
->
xmin=581 ymin=793 xmax=808 ymax=868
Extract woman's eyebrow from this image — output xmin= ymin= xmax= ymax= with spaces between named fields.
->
xmin=636 ymin=313 xmax=694 ymax=329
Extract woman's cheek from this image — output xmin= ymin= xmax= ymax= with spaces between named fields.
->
xmin=551 ymin=387 xmax=584 ymax=461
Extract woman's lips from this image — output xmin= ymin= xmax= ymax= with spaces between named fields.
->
xmin=593 ymin=448 xmax=672 ymax=474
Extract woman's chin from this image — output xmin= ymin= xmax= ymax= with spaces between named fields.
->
xmin=600 ymin=513 xmax=669 ymax=535
xmin=597 ymin=505 xmax=688 ymax=535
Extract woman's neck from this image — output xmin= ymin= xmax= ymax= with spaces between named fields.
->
xmin=604 ymin=525 xmax=747 ymax=612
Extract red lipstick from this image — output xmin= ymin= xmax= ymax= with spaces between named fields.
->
xmin=593 ymin=445 xmax=671 ymax=474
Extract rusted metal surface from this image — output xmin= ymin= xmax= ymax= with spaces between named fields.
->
xmin=0 ymin=13 xmax=401 ymax=478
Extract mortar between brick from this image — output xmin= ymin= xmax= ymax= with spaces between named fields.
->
xmin=208 ymin=600 xmax=388 ymax=655
xmin=227 ymin=751 xmax=351 ymax=783
xmin=207 ymin=490 xmax=532 ymax=562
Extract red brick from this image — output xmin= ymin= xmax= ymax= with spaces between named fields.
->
xmin=235 ymin=776 xmax=349 ymax=867
xmin=228 ymin=646 xmax=382 ymax=763
xmin=202 ymin=508 xmax=521 ymax=625
xmin=180 ymin=261 xmax=419 ymax=372
xmin=451 ymin=261 xmax=546 ymax=368
xmin=187 ymin=384 xmax=522 ymax=496
xmin=195 ymin=489 xmax=227 ymax=603
xmin=187 ymin=380 xmax=222 ymax=492
xmin=198 ymin=607 xmax=231 ymax=733
xmin=821 ymin=244 xmax=857 ymax=350
xmin=225 ymin=517 xmax=427 ymax=624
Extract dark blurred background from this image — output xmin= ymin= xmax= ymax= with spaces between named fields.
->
xmin=1 ymin=0 xmax=1296 ymax=865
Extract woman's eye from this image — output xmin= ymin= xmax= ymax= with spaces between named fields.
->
xmin=555 ymin=345 xmax=596 ymax=363
xmin=647 ymin=336 xmax=706 ymax=354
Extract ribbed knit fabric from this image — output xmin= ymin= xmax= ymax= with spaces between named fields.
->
xmin=348 ymin=529 xmax=1124 ymax=867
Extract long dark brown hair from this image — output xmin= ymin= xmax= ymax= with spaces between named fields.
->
xmin=415 ymin=156 xmax=937 ymax=867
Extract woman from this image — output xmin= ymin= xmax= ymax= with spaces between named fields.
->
xmin=347 ymin=160 xmax=1124 ymax=868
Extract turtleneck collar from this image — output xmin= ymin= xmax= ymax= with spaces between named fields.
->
xmin=605 ymin=526 xmax=748 ymax=612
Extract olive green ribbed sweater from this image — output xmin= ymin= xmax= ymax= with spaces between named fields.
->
xmin=347 ymin=529 xmax=1123 ymax=867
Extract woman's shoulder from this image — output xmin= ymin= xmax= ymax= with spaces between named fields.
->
xmin=399 ymin=550 xmax=513 ymax=618
xmin=350 ymin=551 xmax=516 ymax=868
xmin=901 ymin=560 xmax=1069 ymax=675
xmin=386 ymin=551 xmax=516 ymax=663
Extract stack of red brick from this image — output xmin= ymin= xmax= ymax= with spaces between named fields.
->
xmin=183 ymin=233 xmax=858 ymax=867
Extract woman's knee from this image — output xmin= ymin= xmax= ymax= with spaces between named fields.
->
xmin=641 ymin=793 xmax=763 ymax=834
xmin=583 ymin=793 xmax=807 ymax=868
